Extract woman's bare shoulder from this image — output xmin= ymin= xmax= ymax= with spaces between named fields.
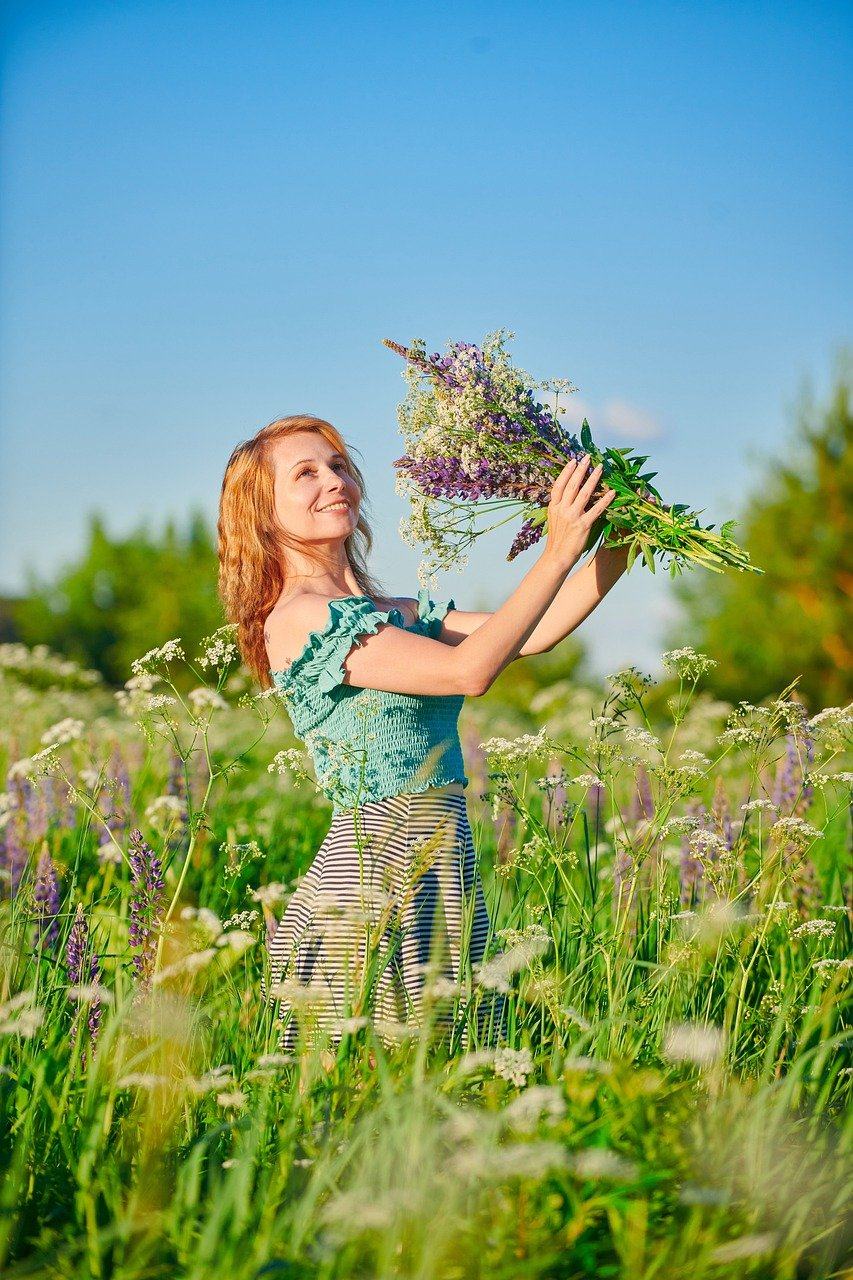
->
xmin=264 ymin=591 xmax=419 ymax=670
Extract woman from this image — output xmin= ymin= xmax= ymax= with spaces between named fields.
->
xmin=218 ymin=414 xmax=627 ymax=1050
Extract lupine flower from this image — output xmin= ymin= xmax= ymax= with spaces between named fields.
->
xmin=66 ymin=904 xmax=103 ymax=1059
xmin=0 ymin=800 xmax=28 ymax=899
xmin=772 ymin=710 xmax=815 ymax=818
xmin=679 ymin=800 xmax=708 ymax=908
xmin=32 ymin=846 xmax=60 ymax=950
xmin=384 ymin=331 xmax=759 ymax=580
xmin=128 ymin=828 xmax=165 ymax=985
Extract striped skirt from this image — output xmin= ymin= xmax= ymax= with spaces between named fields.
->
xmin=266 ymin=783 xmax=506 ymax=1050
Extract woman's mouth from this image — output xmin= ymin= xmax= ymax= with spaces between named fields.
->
xmin=316 ymin=500 xmax=351 ymax=513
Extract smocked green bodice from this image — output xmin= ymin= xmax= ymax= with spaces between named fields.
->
xmin=269 ymin=589 xmax=468 ymax=813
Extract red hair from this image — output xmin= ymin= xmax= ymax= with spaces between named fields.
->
xmin=217 ymin=415 xmax=384 ymax=689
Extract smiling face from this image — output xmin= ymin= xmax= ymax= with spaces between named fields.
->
xmin=270 ymin=430 xmax=361 ymax=551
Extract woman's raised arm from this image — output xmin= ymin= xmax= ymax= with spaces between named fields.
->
xmin=268 ymin=455 xmax=618 ymax=698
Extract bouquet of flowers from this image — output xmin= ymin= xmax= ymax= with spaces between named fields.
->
xmin=383 ymin=330 xmax=761 ymax=584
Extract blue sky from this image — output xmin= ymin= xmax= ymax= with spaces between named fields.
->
xmin=1 ymin=0 xmax=850 ymax=675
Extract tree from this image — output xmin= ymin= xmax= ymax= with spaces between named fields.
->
xmin=670 ymin=353 xmax=852 ymax=711
xmin=11 ymin=510 xmax=224 ymax=688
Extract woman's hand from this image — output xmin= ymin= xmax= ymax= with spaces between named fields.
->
xmin=543 ymin=455 xmax=617 ymax=573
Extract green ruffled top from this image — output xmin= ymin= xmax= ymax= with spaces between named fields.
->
xmin=269 ymin=588 xmax=469 ymax=813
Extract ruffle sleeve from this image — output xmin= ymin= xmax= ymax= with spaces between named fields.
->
xmin=299 ymin=596 xmax=408 ymax=696
xmin=414 ymin=588 xmax=456 ymax=640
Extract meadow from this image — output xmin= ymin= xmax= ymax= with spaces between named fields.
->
xmin=0 ymin=633 xmax=850 ymax=1280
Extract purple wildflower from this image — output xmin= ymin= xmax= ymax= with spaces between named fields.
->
xmin=86 ymin=953 xmax=103 ymax=1055
xmin=0 ymin=807 xmax=28 ymax=899
xmin=128 ymin=828 xmax=165 ymax=985
xmin=66 ymin=903 xmax=103 ymax=1057
xmin=33 ymin=846 xmax=61 ymax=950
xmin=679 ymin=800 xmax=708 ymax=909
xmin=772 ymin=710 xmax=815 ymax=818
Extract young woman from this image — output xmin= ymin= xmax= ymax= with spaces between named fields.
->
xmin=218 ymin=414 xmax=628 ymax=1050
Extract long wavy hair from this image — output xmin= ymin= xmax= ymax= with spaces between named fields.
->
xmin=217 ymin=415 xmax=385 ymax=690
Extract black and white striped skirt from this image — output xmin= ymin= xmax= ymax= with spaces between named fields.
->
xmin=266 ymin=783 xmax=506 ymax=1050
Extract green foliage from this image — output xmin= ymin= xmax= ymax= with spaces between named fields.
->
xmin=11 ymin=510 xmax=225 ymax=689
xmin=671 ymin=353 xmax=853 ymax=709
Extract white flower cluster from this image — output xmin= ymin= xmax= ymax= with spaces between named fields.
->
xmin=622 ymin=727 xmax=663 ymax=752
xmin=187 ymin=687 xmax=229 ymax=716
xmin=659 ymin=814 xmax=703 ymax=838
xmin=571 ymin=773 xmax=604 ymax=789
xmin=145 ymin=794 xmax=185 ymax=833
xmin=10 ymin=744 xmax=62 ymax=781
xmin=493 ymin=1046 xmax=534 ymax=1088
xmin=792 ymin=919 xmax=836 ymax=942
xmin=0 ymin=990 xmax=44 ymax=1039
xmin=40 ymin=718 xmax=85 ymax=747
xmin=131 ymin=639 xmax=185 ymax=676
xmin=661 ymin=648 xmax=717 ymax=681
xmin=267 ymin=747 xmax=312 ymax=785
xmin=478 ymin=727 xmax=552 ymax=770
xmin=740 ymin=798 xmax=776 ymax=814
xmin=249 ymin=881 xmax=289 ymax=909
xmin=662 ymin=1021 xmax=725 ymax=1068
xmin=475 ymin=934 xmax=550 ymax=994
xmin=807 ymin=705 xmax=853 ymax=747
xmin=197 ymin=626 xmax=239 ymax=671
xmin=770 ymin=815 xmax=823 ymax=849
xmin=0 ymin=643 xmax=102 ymax=688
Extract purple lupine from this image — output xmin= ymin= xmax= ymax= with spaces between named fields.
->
xmin=33 ymin=846 xmax=61 ymax=950
xmin=66 ymin=903 xmax=87 ymax=985
xmin=0 ymin=807 xmax=28 ymax=899
xmin=85 ymin=952 xmax=103 ymax=1060
xmin=772 ymin=712 xmax=815 ymax=818
xmin=128 ymin=827 xmax=165 ymax=985
xmin=23 ymin=776 xmax=49 ymax=843
xmin=679 ymin=800 xmax=708 ymax=909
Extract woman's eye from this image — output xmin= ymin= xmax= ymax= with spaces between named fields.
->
xmin=297 ymin=462 xmax=347 ymax=479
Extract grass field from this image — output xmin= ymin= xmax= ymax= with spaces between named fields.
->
xmin=0 ymin=637 xmax=851 ymax=1279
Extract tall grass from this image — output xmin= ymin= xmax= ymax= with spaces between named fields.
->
xmin=0 ymin=638 xmax=850 ymax=1279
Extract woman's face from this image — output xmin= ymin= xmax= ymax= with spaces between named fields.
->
xmin=271 ymin=430 xmax=360 ymax=545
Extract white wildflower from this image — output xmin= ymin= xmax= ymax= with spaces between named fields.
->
xmin=502 ymin=1085 xmax=566 ymax=1131
xmin=662 ymin=1021 xmax=725 ymax=1068
xmin=494 ymin=1046 xmax=534 ymax=1088
xmin=40 ymin=718 xmax=85 ymax=747
xmin=198 ymin=626 xmax=239 ymax=671
xmin=770 ymin=815 xmax=823 ymax=849
xmin=152 ymin=949 xmax=219 ymax=984
xmin=249 ymin=882 xmax=289 ymax=909
xmin=145 ymin=794 xmax=185 ymax=833
xmin=571 ymin=773 xmax=604 ymax=789
xmin=475 ymin=935 xmax=550 ymax=994
xmin=792 ymin=919 xmax=836 ymax=942
xmin=478 ymin=728 xmax=551 ymax=769
xmin=267 ymin=748 xmax=312 ymax=784
xmin=661 ymin=648 xmax=717 ymax=681
xmin=0 ymin=991 xmax=44 ymax=1038
xmin=570 ymin=1148 xmax=638 ymax=1181
xmin=187 ymin=687 xmax=229 ymax=715
xmin=130 ymin=639 xmax=185 ymax=676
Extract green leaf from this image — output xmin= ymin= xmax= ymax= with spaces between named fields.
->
xmin=580 ymin=420 xmax=594 ymax=452
xmin=642 ymin=543 xmax=656 ymax=573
